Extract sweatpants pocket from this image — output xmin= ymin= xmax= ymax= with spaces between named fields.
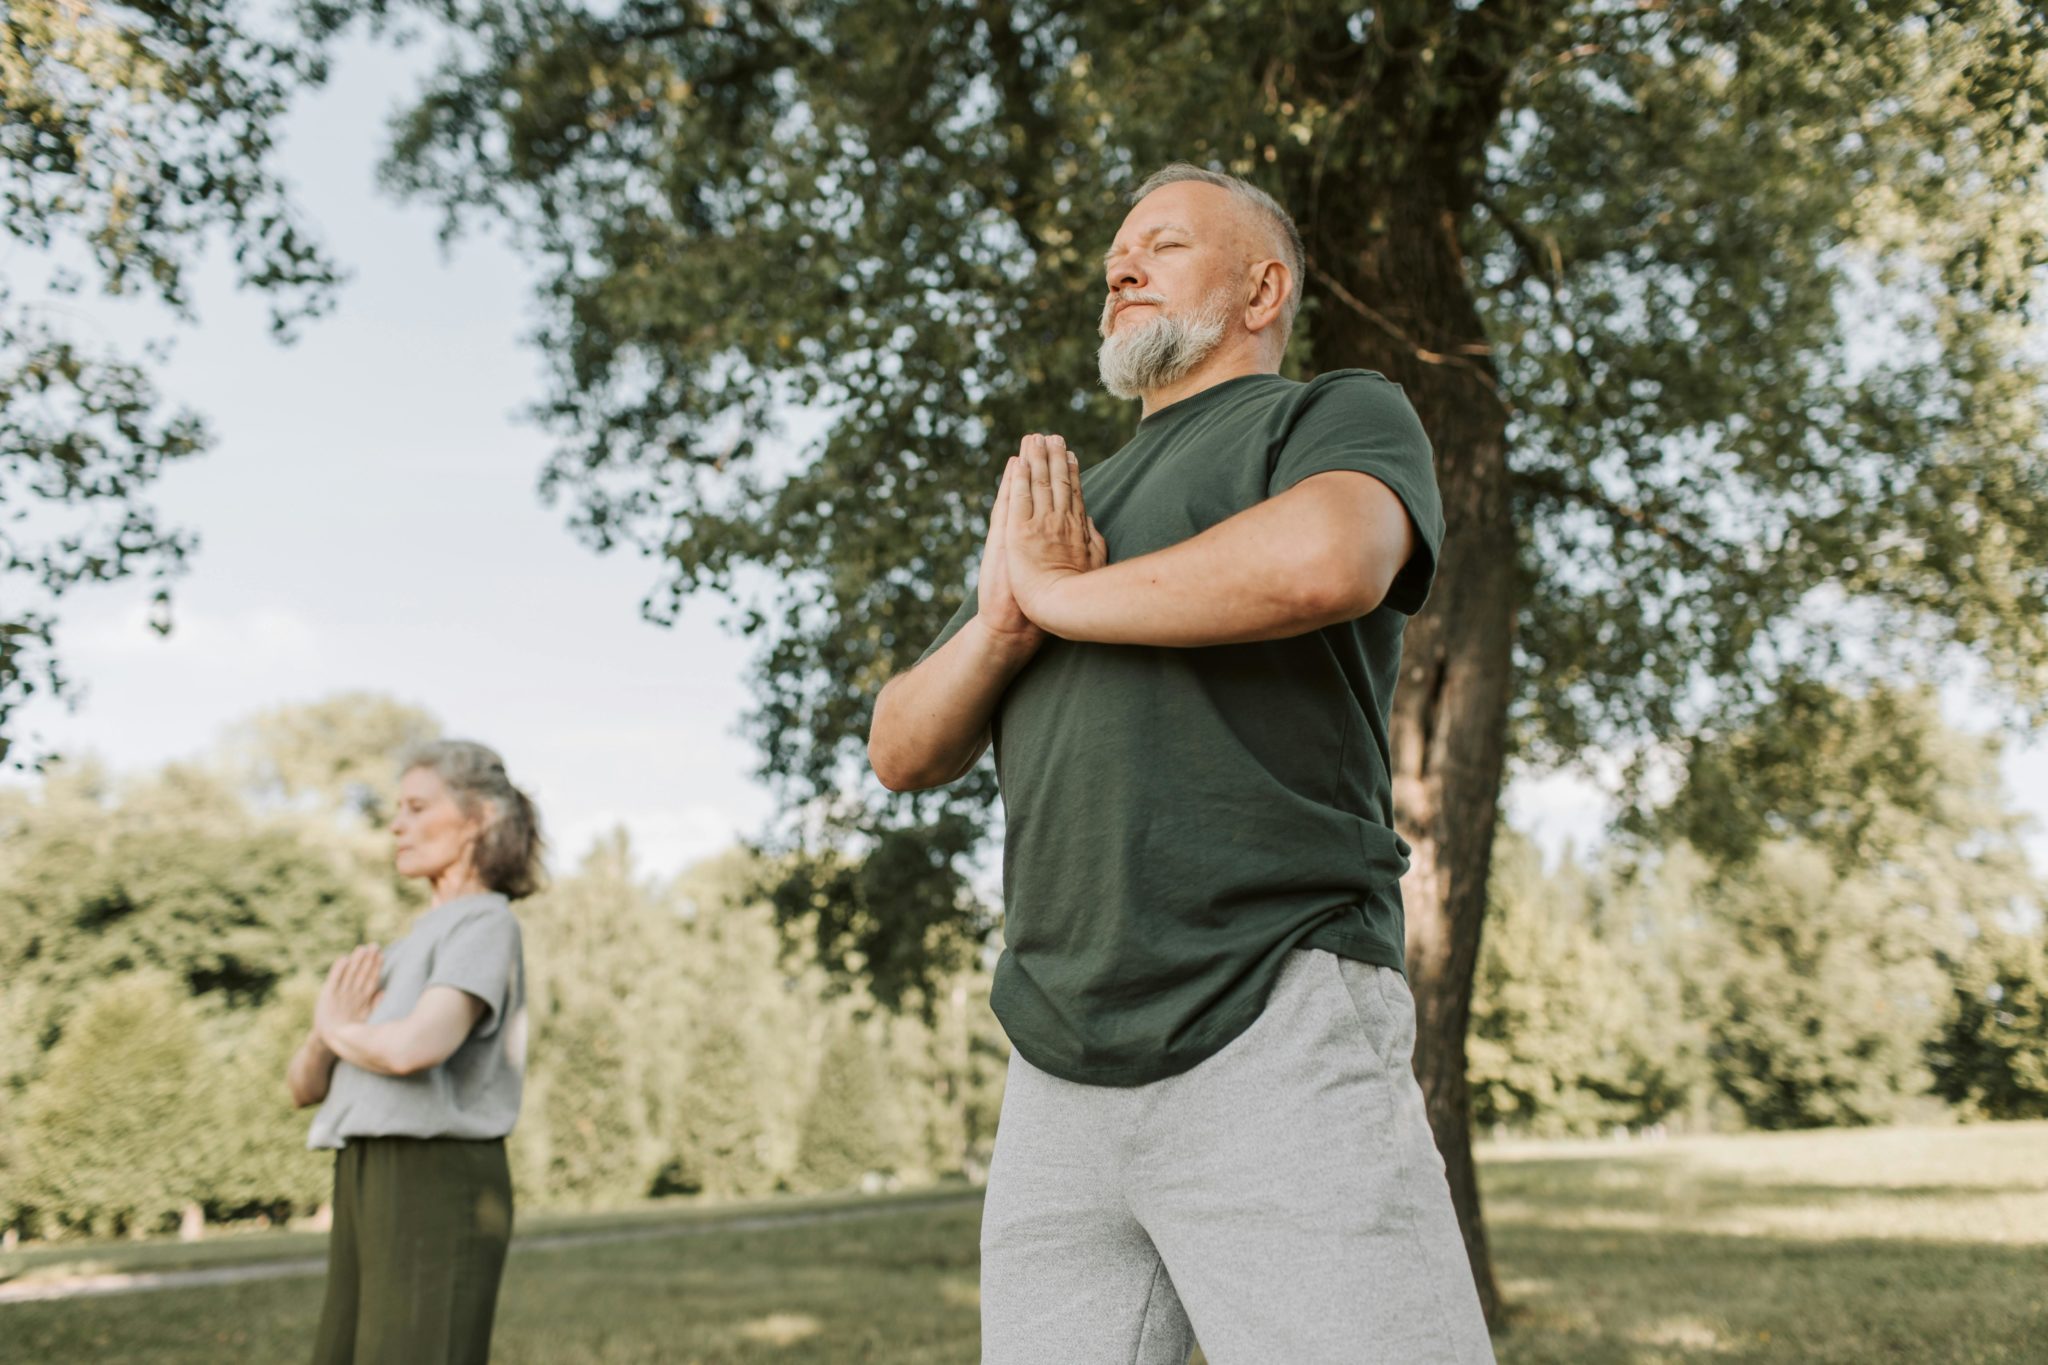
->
xmin=1331 ymin=953 xmax=1411 ymax=1069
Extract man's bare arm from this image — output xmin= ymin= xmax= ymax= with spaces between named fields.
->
xmin=1009 ymin=449 xmax=1416 ymax=647
xmin=869 ymin=442 xmax=1105 ymax=793
xmin=868 ymin=616 xmax=1042 ymax=791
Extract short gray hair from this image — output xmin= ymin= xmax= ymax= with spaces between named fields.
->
xmin=402 ymin=739 xmax=546 ymax=900
xmin=1131 ymin=163 xmax=1306 ymax=328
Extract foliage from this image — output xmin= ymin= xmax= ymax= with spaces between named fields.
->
xmin=229 ymin=692 xmax=443 ymax=827
xmin=331 ymin=0 xmax=2048 ymax=1015
xmin=0 ymin=0 xmax=341 ymax=762
xmin=666 ymin=1013 xmax=775 ymax=1198
xmin=1930 ymin=928 xmax=2048 ymax=1120
xmin=793 ymin=1021 xmax=897 ymax=1193
xmin=523 ymin=999 xmax=661 ymax=1208
xmin=13 ymin=973 xmax=216 ymax=1236
xmin=1474 ymin=686 xmax=2048 ymax=1138
xmin=1701 ymin=842 xmax=1946 ymax=1130
xmin=1470 ymin=833 xmax=1698 ymax=1136
xmin=0 ymin=761 xmax=388 ymax=1099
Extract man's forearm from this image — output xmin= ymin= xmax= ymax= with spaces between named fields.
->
xmin=1023 ymin=485 xmax=1399 ymax=646
xmin=869 ymin=616 xmax=1042 ymax=791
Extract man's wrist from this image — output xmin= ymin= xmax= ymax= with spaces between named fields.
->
xmin=966 ymin=613 xmax=1043 ymax=669
xmin=1017 ymin=570 xmax=1083 ymax=636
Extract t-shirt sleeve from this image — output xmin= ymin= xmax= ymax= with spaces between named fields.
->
xmin=915 ymin=592 xmax=978 ymax=666
xmin=427 ymin=908 xmax=522 ymax=1038
xmin=1267 ymin=372 xmax=1446 ymax=616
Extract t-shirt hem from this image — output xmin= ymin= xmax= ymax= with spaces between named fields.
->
xmin=1004 ymin=984 xmax=1275 ymax=1089
xmin=309 ymin=1122 xmax=515 ymax=1151
xmin=1296 ymin=923 xmax=1406 ymax=976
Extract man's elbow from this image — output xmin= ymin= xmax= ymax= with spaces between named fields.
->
xmin=1291 ymin=550 xmax=1391 ymax=626
xmin=869 ymin=736 xmax=920 ymax=792
xmin=867 ymin=696 xmax=954 ymax=792
xmin=869 ymin=741 xmax=951 ymax=793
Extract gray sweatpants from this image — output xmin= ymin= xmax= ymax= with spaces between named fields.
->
xmin=979 ymin=948 xmax=1496 ymax=1365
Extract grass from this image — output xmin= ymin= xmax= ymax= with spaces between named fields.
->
xmin=1479 ymin=1122 xmax=2048 ymax=1364
xmin=4 ymin=1124 xmax=2044 ymax=1363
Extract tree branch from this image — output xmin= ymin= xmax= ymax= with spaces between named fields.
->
xmin=1309 ymin=262 xmax=1511 ymax=412
xmin=1514 ymin=465 xmax=1718 ymax=566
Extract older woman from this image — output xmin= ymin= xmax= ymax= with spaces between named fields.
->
xmin=287 ymin=740 xmax=542 ymax=1365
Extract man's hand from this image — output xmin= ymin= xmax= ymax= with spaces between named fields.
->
xmin=1006 ymin=433 xmax=1107 ymax=623
xmin=977 ymin=439 xmax=1047 ymax=649
xmin=315 ymin=944 xmax=384 ymax=1042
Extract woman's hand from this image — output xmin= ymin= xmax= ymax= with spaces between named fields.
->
xmin=315 ymin=945 xmax=384 ymax=1042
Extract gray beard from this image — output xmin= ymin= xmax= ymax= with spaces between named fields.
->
xmin=1097 ymin=294 xmax=1231 ymax=400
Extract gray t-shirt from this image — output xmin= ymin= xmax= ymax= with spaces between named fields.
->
xmin=308 ymin=893 xmax=528 ymax=1150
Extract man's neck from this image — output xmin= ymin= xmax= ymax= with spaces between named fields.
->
xmin=1139 ymin=346 xmax=1280 ymax=419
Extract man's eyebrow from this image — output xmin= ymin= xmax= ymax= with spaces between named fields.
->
xmin=1102 ymin=223 xmax=1196 ymax=268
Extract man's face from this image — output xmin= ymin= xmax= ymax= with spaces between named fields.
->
xmin=1096 ymin=182 xmax=1248 ymax=398
xmin=1099 ymin=181 xmax=1247 ymax=340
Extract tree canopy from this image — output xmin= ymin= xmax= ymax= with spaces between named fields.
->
xmin=343 ymin=0 xmax=2048 ymax=980
xmin=1 ymin=0 xmax=338 ymax=763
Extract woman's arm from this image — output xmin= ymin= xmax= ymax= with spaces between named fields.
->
xmin=318 ymin=986 xmax=486 ymax=1078
xmin=286 ymin=1027 xmax=339 ymax=1108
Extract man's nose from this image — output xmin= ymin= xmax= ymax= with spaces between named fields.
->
xmin=1108 ymin=258 xmax=1145 ymax=292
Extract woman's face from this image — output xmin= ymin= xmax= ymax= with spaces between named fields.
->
xmin=391 ymin=766 xmax=485 ymax=883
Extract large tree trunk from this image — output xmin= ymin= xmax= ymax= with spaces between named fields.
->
xmin=1310 ymin=183 xmax=1517 ymax=1324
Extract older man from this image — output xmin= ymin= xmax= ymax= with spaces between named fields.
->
xmin=868 ymin=164 xmax=1494 ymax=1364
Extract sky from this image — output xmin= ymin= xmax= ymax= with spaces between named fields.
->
xmin=9 ymin=34 xmax=2045 ymax=882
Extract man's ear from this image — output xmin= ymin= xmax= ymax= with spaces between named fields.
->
xmin=1244 ymin=258 xmax=1292 ymax=336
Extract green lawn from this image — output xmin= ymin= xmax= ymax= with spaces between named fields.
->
xmin=5 ymin=1123 xmax=2043 ymax=1364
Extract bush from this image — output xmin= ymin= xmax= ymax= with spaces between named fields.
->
xmin=1929 ymin=930 xmax=2048 ymax=1120
xmin=17 ymin=974 xmax=216 ymax=1236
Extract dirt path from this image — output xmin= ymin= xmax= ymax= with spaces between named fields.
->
xmin=0 ymin=1190 xmax=983 ymax=1306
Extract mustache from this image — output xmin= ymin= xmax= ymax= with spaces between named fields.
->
xmin=1100 ymin=289 xmax=1169 ymax=334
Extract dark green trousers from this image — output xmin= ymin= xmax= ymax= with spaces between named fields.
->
xmin=311 ymin=1137 xmax=514 ymax=1365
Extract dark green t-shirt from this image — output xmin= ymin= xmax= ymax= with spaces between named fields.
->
xmin=920 ymin=369 xmax=1445 ymax=1086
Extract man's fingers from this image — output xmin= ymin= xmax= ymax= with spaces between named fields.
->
xmin=1024 ymin=435 xmax=1054 ymax=505
xmin=1007 ymin=455 xmax=1031 ymax=528
xmin=1089 ymin=518 xmax=1107 ymax=567
xmin=992 ymin=458 xmax=1013 ymax=529
xmin=1044 ymin=435 xmax=1071 ymax=517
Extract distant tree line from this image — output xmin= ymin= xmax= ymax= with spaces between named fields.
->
xmin=2 ymin=688 xmax=2042 ymax=1241
xmin=1472 ymin=683 xmax=2048 ymax=1135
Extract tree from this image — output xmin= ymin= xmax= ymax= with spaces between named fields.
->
xmin=1 ymin=0 xmax=340 ymax=763
xmin=669 ymin=1012 xmax=776 ymax=1198
xmin=16 ymin=973 xmax=216 ymax=1236
xmin=525 ymin=999 xmax=661 ymax=1207
xmin=207 ymin=976 xmax=334 ymax=1219
xmin=1702 ymin=841 xmax=1945 ymax=1129
xmin=0 ymin=762 xmax=384 ymax=1086
xmin=793 ymin=1019 xmax=897 ymax=1193
xmin=229 ymin=692 xmax=443 ymax=827
xmin=1929 ymin=928 xmax=2048 ymax=1121
xmin=355 ymin=0 xmax=2048 ymax=1312
xmin=1469 ymin=832 xmax=1691 ymax=1136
